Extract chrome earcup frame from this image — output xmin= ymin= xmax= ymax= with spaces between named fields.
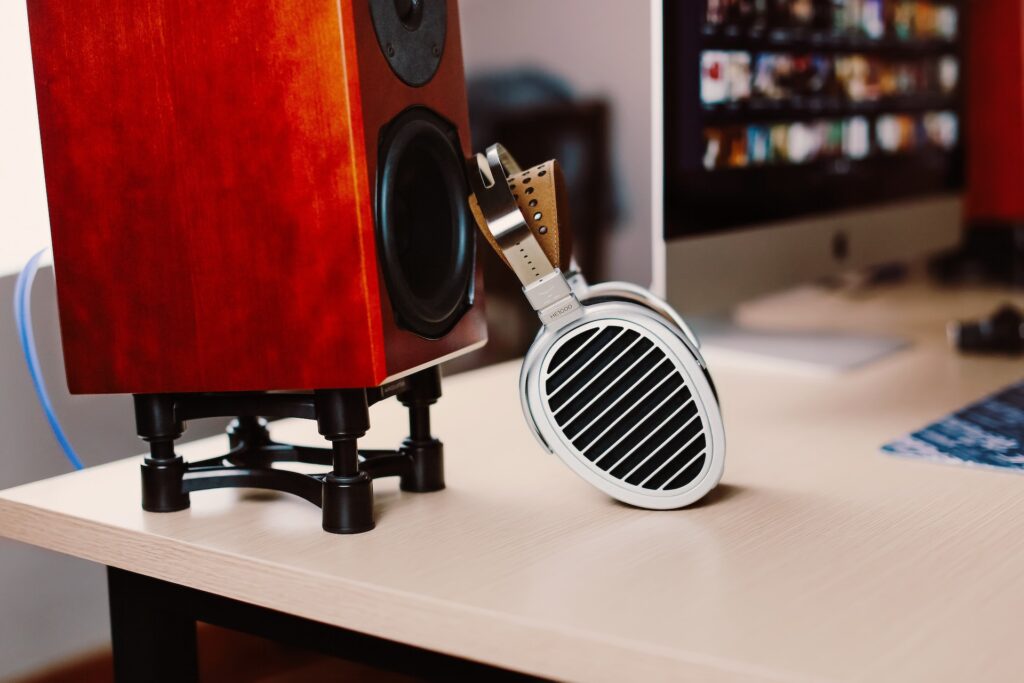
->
xmin=520 ymin=300 xmax=725 ymax=509
xmin=578 ymin=280 xmax=704 ymax=363
xmin=469 ymin=144 xmax=726 ymax=509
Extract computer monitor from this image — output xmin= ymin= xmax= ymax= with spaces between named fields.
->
xmin=656 ymin=0 xmax=964 ymax=351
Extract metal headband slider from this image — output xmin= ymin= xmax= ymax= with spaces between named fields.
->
xmin=524 ymin=270 xmax=583 ymax=327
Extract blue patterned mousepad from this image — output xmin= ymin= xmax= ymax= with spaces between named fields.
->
xmin=882 ymin=380 xmax=1024 ymax=472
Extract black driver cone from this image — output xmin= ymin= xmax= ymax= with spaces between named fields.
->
xmin=377 ymin=107 xmax=475 ymax=339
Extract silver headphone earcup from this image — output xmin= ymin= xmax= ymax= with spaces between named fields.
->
xmin=520 ymin=300 xmax=725 ymax=510
xmin=579 ymin=281 xmax=703 ymax=356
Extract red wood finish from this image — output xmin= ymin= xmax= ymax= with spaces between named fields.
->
xmin=26 ymin=0 xmax=486 ymax=394
xmin=966 ymin=0 xmax=1024 ymax=223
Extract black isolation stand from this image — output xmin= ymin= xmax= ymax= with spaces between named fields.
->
xmin=134 ymin=367 xmax=444 ymax=534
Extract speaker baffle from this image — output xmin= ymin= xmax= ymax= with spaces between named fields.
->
xmin=377 ymin=108 xmax=474 ymax=340
xmin=369 ymin=0 xmax=447 ymax=87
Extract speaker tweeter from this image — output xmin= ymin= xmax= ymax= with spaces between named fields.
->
xmin=369 ymin=0 xmax=447 ymax=87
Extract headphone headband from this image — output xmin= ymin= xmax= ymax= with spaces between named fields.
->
xmin=468 ymin=144 xmax=583 ymax=328
xmin=469 ymin=144 xmax=555 ymax=287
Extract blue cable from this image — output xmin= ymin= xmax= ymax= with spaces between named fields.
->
xmin=13 ymin=249 xmax=84 ymax=470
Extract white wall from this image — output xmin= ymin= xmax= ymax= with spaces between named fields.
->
xmin=1 ymin=2 xmax=51 ymax=277
xmin=459 ymin=0 xmax=656 ymax=287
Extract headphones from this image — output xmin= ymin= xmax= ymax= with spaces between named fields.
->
xmin=469 ymin=144 xmax=726 ymax=509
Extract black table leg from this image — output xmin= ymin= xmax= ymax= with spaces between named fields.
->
xmin=106 ymin=566 xmax=546 ymax=682
xmin=108 ymin=567 xmax=199 ymax=683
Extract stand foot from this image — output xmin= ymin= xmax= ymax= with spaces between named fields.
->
xmin=322 ymin=472 xmax=375 ymax=534
xmin=135 ymin=394 xmax=190 ymax=512
xmin=315 ymin=389 xmax=374 ymax=534
xmin=400 ymin=438 xmax=444 ymax=493
xmin=140 ymin=456 xmax=190 ymax=512
xmin=399 ymin=368 xmax=445 ymax=493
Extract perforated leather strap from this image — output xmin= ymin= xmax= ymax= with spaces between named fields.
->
xmin=469 ymin=159 xmax=572 ymax=276
xmin=468 ymin=145 xmax=572 ymax=284
xmin=467 ymin=143 xmax=583 ymax=327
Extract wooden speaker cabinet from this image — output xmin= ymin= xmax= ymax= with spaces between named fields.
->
xmin=966 ymin=0 xmax=1024 ymax=225
xmin=26 ymin=0 xmax=487 ymax=533
xmin=27 ymin=0 xmax=487 ymax=396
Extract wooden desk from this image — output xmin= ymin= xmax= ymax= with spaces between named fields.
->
xmin=2 ymin=278 xmax=1023 ymax=682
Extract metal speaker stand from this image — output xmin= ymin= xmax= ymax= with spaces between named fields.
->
xmin=134 ymin=368 xmax=444 ymax=534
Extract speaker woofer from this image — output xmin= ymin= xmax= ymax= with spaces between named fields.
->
xmin=377 ymin=108 xmax=474 ymax=339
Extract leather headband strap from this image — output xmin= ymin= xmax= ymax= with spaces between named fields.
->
xmin=467 ymin=144 xmax=570 ymax=285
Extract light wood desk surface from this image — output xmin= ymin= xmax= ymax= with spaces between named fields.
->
xmin=2 ymin=278 xmax=1023 ymax=682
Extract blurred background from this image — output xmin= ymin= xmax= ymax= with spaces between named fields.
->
xmin=2 ymin=0 xmax=1023 ymax=680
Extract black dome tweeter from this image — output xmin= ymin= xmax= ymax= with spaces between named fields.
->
xmin=377 ymin=108 xmax=474 ymax=339
xmin=394 ymin=0 xmax=424 ymax=30
xmin=369 ymin=0 xmax=447 ymax=87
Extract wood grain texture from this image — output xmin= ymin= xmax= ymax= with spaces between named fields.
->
xmin=25 ymin=0 xmax=485 ymax=394
xmin=2 ymin=276 xmax=1024 ymax=682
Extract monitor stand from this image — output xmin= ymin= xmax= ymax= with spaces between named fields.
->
xmin=689 ymin=316 xmax=910 ymax=373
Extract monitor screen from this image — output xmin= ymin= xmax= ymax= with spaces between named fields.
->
xmin=664 ymin=0 xmax=965 ymax=239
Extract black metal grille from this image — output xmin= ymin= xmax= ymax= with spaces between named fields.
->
xmin=544 ymin=324 xmax=707 ymax=492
